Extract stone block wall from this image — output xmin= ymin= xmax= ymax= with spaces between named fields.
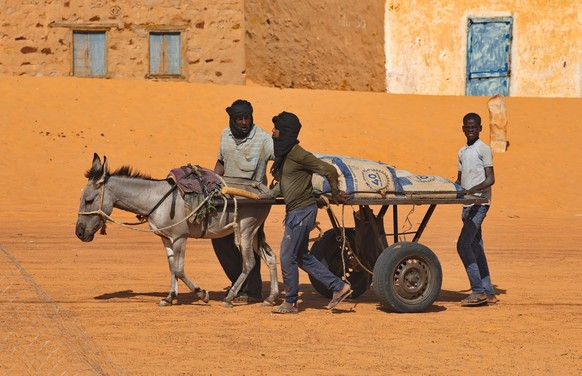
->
xmin=0 ymin=0 xmax=246 ymax=84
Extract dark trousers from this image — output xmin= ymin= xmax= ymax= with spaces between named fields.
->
xmin=211 ymin=233 xmax=262 ymax=298
xmin=457 ymin=205 xmax=494 ymax=295
xmin=280 ymin=203 xmax=345 ymax=304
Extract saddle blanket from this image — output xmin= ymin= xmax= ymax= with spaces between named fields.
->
xmin=168 ymin=164 xmax=223 ymax=224
xmin=167 ymin=164 xmax=222 ymax=195
xmin=311 ymin=153 xmax=462 ymax=199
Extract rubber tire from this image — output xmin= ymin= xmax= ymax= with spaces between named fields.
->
xmin=372 ymin=242 xmax=442 ymax=313
xmin=308 ymin=228 xmax=370 ymax=299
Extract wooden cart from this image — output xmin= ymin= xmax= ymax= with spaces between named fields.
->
xmin=306 ymin=194 xmax=488 ymax=313
xmin=218 ymin=190 xmax=486 ymax=313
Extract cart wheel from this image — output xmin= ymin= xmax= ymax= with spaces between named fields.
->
xmin=309 ymin=228 xmax=370 ymax=299
xmin=372 ymin=242 xmax=442 ymax=313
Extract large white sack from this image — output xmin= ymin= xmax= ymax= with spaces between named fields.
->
xmin=312 ymin=153 xmax=462 ymax=199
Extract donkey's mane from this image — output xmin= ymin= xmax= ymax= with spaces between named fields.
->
xmin=85 ymin=165 xmax=159 ymax=181
xmin=111 ymin=166 xmax=155 ymax=180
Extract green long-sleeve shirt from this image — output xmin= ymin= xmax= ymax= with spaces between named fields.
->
xmin=266 ymin=144 xmax=340 ymax=212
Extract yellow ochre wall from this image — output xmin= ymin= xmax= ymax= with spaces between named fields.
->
xmin=384 ymin=0 xmax=582 ymax=97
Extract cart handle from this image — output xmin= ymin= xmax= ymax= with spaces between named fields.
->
xmin=221 ymin=187 xmax=259 ymax=200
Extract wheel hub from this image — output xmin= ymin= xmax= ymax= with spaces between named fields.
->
xmin=392 ymin=258 xmax=429 ymax=301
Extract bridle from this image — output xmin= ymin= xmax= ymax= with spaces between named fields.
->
xmin=77 ymin=183 xmax=115 ymax=221
xmin=77 ymin=182 xmax=145 ymax=235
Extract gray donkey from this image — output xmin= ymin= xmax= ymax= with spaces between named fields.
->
xmin=75 ymin=153 xmax=279 ymax=307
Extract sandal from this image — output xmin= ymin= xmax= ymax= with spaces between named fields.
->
xmin=271 ymin=301 xmax=298 ymax=314
xmin=326 ymin=285 xmax=353 ymax=310
xmin=487 ymin=294 xmax=499 ymax=304
xmin=461 ymin=292 xmax=487 ymax=307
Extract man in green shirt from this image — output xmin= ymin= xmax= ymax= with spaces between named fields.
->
xmin=262 ymin=111 xmax=351 ymax=314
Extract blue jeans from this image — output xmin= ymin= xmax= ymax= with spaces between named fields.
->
xmin=280 ymin=203 xmax=345 ymax=304
xmin=457 ymin=205 xmax=495 ymax=295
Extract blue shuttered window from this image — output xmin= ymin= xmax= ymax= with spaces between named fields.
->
xmin=466 ymin=18 xmax=513 ymax=96
xmin=73 ymin=31 xmax=106 ymax=77
xmin=149 ymin=32 xmax=182 ymax=76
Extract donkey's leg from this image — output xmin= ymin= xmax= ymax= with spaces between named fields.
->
xmin=171 ymin=237 xmax=210 ymax=304
xmin=223 ymin=232 xmax=255 ymax=308
xmin=160 ymin=238 xmax=178 ymax=307
xmin=259 ymin=239 xmax=279 ymax=306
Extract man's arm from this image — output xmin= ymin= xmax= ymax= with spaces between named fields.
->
xmin=258 ymin=182 xmax=281 ymax=199
xmin=214 ymin=160 xmax=225 ymax=176
xmin=466 ymin=166 xmax=495 ymax=193
xmin=300 ymin=152 xmax=349 ymax=204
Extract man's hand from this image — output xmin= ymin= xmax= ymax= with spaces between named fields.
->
xmin=332 ymin=190 xmax=350 ymax=205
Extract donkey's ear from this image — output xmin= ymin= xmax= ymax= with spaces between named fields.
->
xmin=91 ymin=153 xmax=102 ymax=171
xmin=96 ymin=156 xmax=108 ymax=185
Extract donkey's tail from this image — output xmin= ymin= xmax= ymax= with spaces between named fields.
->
xmin=257 ymin=223 xmax=274 ymax=259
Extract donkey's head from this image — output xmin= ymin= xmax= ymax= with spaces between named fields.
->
xmin=75 ymin=153 xmax=113 ymax=242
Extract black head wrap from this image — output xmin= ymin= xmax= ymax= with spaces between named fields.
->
xmin=270 ymin=111 xmax=302 ymax=180
xmin=226 ymin=99 xmax=254 ymax=140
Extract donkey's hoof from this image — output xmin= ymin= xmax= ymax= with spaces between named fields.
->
xmin=223 ymin=300 xmax=234 ymax=308
xmin=262 ymin=298 xmax=277 ymax=307
xmin=159 ymin=299 xmax=173 ymax=307
xmin=196 ymin=289 xmax=210 ymax=303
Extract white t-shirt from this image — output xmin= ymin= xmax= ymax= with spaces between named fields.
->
xmin=458 ymin=139 xmax=493 ymax=205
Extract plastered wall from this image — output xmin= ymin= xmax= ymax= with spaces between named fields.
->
xmin=384 ymin=0 xmax=582 ymax=97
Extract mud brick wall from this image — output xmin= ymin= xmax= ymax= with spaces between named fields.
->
xmin=244 ymin=0 xmax=386 ymax=92
xmin=0 ymin=0 xmax=246 ymax=84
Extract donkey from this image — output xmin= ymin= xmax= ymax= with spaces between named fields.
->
xmin=75 ymin=153 xmax=279 ymax=308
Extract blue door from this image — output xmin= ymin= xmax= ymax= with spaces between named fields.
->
xmin=149 ymin=33 xmax=182 ymax=76
xmin=73 ymin=31 xmax=106 ymax=77
xmin=466 ymin=18 xmax=512 ymax=96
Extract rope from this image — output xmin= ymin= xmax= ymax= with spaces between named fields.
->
xmin=79 ymin=193 xmax=215 ymax=234
xmin=319 ymin=195 xmax=331 ymax=209
xmin=214 ymin=174 xmax=241 ymax=248
xmin=321 ymin=189 xmax=461 ymax=199
xmin=399 ymin=205 xmax=416 ymax=241
xmin=339 ymin=205 xmax=352 ymax=288
xmin=308 ymin=222 xmax=323 ymax=242
xmin=326 ymin=203 xmax=374 ymax=276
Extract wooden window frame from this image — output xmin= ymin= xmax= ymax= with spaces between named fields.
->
xmin=49 ymin=22 xmax=115 ymax=78
xmin=72 ymin=30 xmax=108 ymax=78
xmin=146 ymin=26 xmax=188 ymax=80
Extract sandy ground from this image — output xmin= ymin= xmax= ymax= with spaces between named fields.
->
xmin=0 ymin=76 xmax=581 ymax=375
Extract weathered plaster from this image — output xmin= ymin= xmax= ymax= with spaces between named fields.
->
xmin=384 ymin=0 xmax=581 ymax=97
